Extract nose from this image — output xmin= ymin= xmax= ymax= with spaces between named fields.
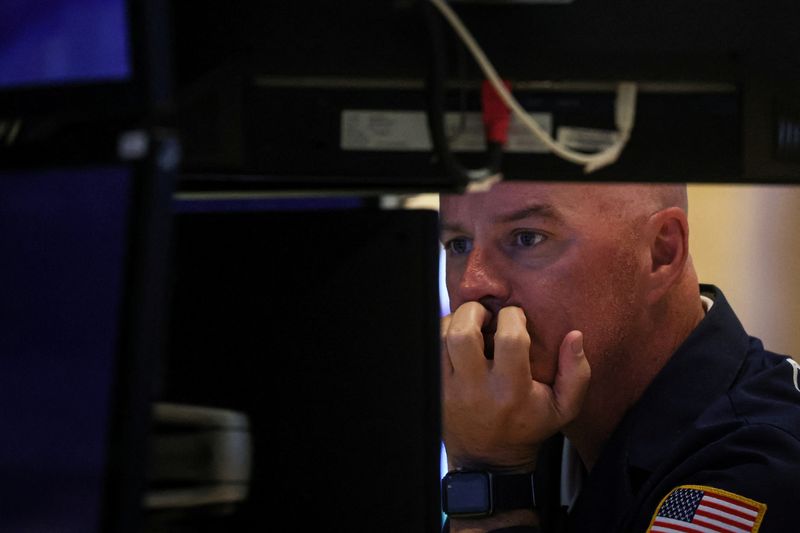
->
xmin=452 ymin=245 xmax=510 ymax=309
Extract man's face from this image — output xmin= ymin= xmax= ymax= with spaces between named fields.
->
xmin=440 ymin=181 xmax=646 ymax=384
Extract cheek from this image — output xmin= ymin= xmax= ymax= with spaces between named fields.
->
xmin=509 ymin=241 xmax=642 ymax=383
xmin=515 ymin=264 xmax=612 ymax=384
xmin=516 ymin=291 xmax=569 ymax=385
xmin=563 ymin=246 xmax=642 ymax=368
xmin=444 ymin=269 xmax=462 ymax=311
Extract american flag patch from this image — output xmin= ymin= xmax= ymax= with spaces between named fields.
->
xmin=646 ymin=485 xmax=767 ymax=533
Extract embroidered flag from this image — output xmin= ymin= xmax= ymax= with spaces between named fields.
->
xmin=647 ymin=485 xmax=767 ymax=533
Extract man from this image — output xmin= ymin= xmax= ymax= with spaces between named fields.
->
xmin=439 ymin=181 xmax=800 ymax=532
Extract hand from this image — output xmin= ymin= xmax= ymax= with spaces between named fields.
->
xmin=441 ymin=302 xmax=591 ymax=471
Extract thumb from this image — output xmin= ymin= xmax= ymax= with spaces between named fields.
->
xmin=552 ymin=330 xmax=591 ymax=423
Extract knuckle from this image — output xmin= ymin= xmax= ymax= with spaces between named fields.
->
xmin=446 ymin=326 xmax=483 ymax=349
xmin=493 ymin=330 xmax=530 ymax=352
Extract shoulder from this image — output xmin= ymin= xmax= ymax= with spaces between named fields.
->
xmin=636 ymin=423 xmax=800 ymax=532
xmin=635 ymin=350 xmax=800 ymax=533
xmin=685 ymin=341 xmax=800 ymax=470
xmin=725 ymin=341 xmax=800 ymax=441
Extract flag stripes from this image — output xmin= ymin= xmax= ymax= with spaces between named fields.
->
xmin=647 ymin=485 xmax=766 ymax=533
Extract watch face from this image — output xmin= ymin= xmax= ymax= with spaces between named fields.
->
xmin=443 ymin=472 xmax=491 ymax=516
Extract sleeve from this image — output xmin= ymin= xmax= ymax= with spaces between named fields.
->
xmin=634 ymin=424 xmax=800 ymax=533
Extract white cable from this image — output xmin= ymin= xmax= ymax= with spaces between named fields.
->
xmin=428 ymin=0 xmax=637 ymax=174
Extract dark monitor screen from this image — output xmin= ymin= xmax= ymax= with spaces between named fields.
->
xmin=163 ymin=196 xmax=442 ymax=531
xmin=0 ymin=0 xmax=132 ymax=90
xmin=0 ymin=158 xmax=171 ymax=533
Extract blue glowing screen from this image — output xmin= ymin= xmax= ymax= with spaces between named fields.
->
xmin=0 ymin=0 xmax=131 ymax=89
xmin=0 ymin=166 xmax=132 ymax=532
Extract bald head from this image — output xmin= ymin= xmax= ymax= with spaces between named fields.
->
xmin=566 ymin=183 xmax=688 ymax=225
xmin=615 ymin=183 xmax=688 ymax=213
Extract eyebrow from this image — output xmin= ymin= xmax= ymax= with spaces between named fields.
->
xmin=439 ymin=203 xmax=562 ymax=235
xmin=492 ymin=204 xmax=561 ymax=225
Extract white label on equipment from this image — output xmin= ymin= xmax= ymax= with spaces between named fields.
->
xmin=556 ymin=126 xmax=619 ymax=153
xmin=505 ymin=113 xmax=553 ymax=153
xmin=341 ymin=110 xmax=552 ymax=153
xmin=341 ymin=110 xmax=430 ymax=151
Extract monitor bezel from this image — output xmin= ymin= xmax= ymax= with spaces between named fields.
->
xmin=99 ymin=136 xmax=175 ymax=533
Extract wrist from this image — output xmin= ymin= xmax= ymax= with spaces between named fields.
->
xmin=448 ymin=510 xmax=539 ymax=533
xmin=447 ymin=448 xmax=539 ymax=473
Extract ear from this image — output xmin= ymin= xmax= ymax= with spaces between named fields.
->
xmin=644 ymin=207 xmax=690 ymax=304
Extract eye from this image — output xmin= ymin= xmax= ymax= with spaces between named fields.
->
xmin=443 ymin=237 xmax=473 ymax=256
xmin=513 ymin=230 xmax=546 ymax=248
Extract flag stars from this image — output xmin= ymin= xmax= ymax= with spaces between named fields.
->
xmin=658 ymin=488 xmax=703 ymax=522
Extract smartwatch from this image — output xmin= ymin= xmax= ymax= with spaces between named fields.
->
xmin=441 ymin=471 xmax=536 ymax=518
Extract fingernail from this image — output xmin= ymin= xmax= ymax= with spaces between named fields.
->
xmin=571 ymin=333 xmax=583 ymax=356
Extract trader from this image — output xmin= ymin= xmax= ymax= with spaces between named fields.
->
xmin=439 ymin=181 xmax=800 ymax=532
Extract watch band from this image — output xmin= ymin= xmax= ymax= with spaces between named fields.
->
xmin=492 ymin=472 xmax=536 ymax=511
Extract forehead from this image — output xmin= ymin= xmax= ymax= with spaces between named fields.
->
xmin=440 ymin=182 xmax=598 ymax=227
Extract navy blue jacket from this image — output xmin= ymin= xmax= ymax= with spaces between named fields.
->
xmin=567 ymin=285 xmax=800 ymax=532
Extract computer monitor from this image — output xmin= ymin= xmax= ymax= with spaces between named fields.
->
xmin=0 ymin=0 xmax=170 ymax=121
xmin=0 ymin=138 xmax=175 ymax=533
xmin=0 ymin=0 xmax=131 ymax=89
xmin=160 ymin=195 xmax=442 ymax=531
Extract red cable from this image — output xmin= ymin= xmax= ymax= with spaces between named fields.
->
xmin=481 ymin=79 xmax=512 ymax=145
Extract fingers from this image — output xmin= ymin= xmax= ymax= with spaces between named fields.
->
xmin=442 ymin=306 xmax=591 ymax=469
xmin=491 ymin=306 xmax=532 ymax=383
xmin=440 ymin=314 xmax=454 ymax=377
xmin=444 ymin=302 xmax=492 ymax=377
xmin=443 ymin=304 xmax=531 ymax=381
xmin=552 ymin=330 xmax=592 ymax=422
